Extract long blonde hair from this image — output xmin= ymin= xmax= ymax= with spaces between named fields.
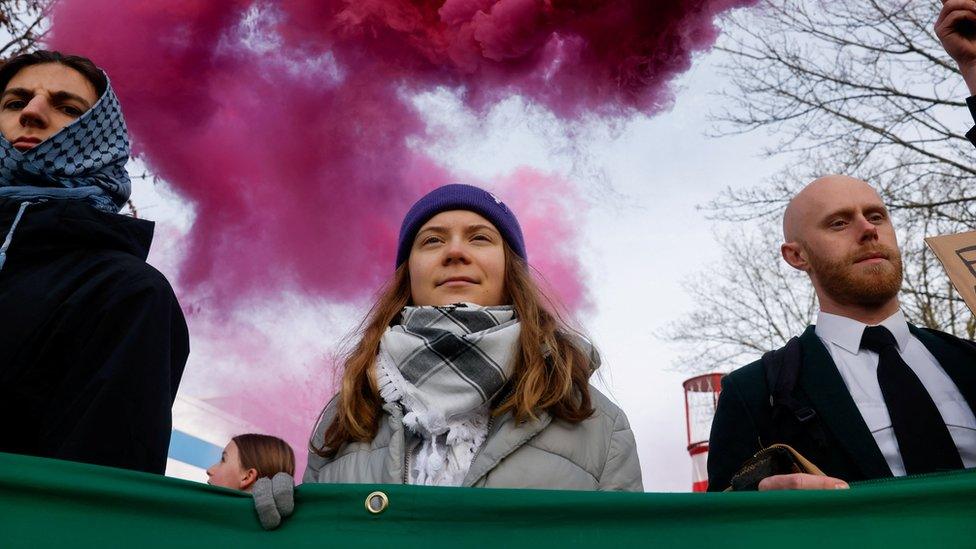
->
xmin=312 ymin=243 xmax=594 ymax=458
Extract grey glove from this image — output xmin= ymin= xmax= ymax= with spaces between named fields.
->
xmin=252 ymin=472 xmax=295 ymax=530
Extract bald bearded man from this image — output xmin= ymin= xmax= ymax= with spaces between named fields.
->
xmin=707 ymin=175 xmax=976 ymax=491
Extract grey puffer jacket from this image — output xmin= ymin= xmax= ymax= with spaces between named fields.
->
xmin=304 ymin=383 xmax=643 ymax=491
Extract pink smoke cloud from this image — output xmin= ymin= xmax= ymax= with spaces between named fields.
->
xmin=47 ymin=0 xmax=752 ymax=311
xmin=280 ymin=0 xmax=754 ymax=117
xmin=493 ymin=168 xmax=590 ymax=311
xmin=45 ymin=1 xmax=751 ymax=465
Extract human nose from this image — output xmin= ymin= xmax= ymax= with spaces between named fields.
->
xmin=19 ymin=96 xmax=49 ymax=129
xmin=855 ymin=214 xmax=879 ymax=242
xmin=441 ymin=237 xmax=470 ymax=264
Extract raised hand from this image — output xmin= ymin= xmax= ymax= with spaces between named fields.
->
xmin=936 ymin=0 xmax=976 ymax=94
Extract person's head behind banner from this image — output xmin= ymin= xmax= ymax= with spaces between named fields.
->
xmin=315 ymin=183 xmax=594 ymax=458
xmin=780 ymin=174 xmax=903 ymax=317
xmin=0 ymin=50 xmax=130 ymax=213
xmin=206 ymin=434 xmax=296 ymax=492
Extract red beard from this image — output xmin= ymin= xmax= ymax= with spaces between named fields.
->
xmin=808 ymin=244 xmax=903 ymax=307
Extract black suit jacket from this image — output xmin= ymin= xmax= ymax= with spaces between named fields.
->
xmin=967 ymin=96 xmax=976 ymax=147
xmin=706 ymin=324 xmax=976 ymax=491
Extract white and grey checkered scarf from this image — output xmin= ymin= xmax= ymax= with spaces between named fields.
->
xmin=376 ymin=303 xmax=520 ymax=486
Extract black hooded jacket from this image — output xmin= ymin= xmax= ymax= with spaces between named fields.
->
xmin=0 ymin=198 xmax=189 ymax=474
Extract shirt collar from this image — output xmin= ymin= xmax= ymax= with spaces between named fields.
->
xmin=815 ymin=309 xmax=909 ymax=354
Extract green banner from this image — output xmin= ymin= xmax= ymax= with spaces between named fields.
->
xmin=1 ymin=452 xmax=974 ymax=548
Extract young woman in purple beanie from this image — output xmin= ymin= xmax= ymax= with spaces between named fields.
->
xmin=304 ymin=183 xmax=642 ymax=491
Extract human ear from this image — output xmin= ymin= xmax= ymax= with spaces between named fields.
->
xmin=240 ymin=468 xmax=258 ymax=491
xmin=781 ymin=242 xmax=809 ymax=272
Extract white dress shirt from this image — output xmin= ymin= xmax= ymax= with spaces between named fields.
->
xmin=815 ymin=310 xmax=976 ymax=476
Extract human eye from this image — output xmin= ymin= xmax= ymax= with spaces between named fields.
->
xmin=60 ymin=104 xmax=84 ymax=117
xmin=828 ymin=218 xmax=847 ymax=230
xmin=420 ymin=234 xmax=443 ymax=246
xmin=867 ymin=211 xmax=886 ymax=224
xmin=3 ymin=99 xmax=25 ymax=110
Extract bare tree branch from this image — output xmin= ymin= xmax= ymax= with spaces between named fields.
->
xmin=0 ymin=0 xmax=50 ymax=60
xmin=667 ymin=0 xmax=975 ymax=374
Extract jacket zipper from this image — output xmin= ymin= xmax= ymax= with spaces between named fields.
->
xmin=401 ymin=402 xmax=412 ymax=484
xmin=462 ymin=416 xmax=495 ymax=486
xmin=466 ymin=385 xmax=516 ymax=484
xmin=402 ymin=441 xmax=412 ymax=484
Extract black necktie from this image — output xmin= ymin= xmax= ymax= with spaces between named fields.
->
xmin=860 ymin=325 xmax=963 ymax=475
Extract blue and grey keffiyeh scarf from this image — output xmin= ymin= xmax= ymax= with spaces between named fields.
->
xmin=0 ymin=77 xmax=131 ymax=213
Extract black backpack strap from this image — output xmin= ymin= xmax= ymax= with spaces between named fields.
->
xmin=761 ymin=337 xmax=828 ymax=449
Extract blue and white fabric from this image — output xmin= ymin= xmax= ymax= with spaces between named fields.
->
xmin=0 ymin=77 xmax=131 ymax=213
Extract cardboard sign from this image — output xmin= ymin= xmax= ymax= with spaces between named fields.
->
xmin=925 ymin=230 xmax=976 ymax=317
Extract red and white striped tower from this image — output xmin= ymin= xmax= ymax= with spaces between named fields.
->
xmin=682 ymin=373 xmax=724 ymax=492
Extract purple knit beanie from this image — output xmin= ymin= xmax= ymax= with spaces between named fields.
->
xmin=396 ymin=184 xmax=527 ymax=267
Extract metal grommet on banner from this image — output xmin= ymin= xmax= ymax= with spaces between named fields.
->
xmin=365 ymin=491 xmax=389 ymax=514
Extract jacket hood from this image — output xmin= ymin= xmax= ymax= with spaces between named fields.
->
xmin=0 ymin=198 xmax=154 ymax=261
xmin=586 ymin=343 xmax=603 ymax=374
xmin=580 ymin=335 xmax=603 ymax=375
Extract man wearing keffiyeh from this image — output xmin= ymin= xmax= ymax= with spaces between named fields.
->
xmin=0 ymin=51 xmax=189 ymax=475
